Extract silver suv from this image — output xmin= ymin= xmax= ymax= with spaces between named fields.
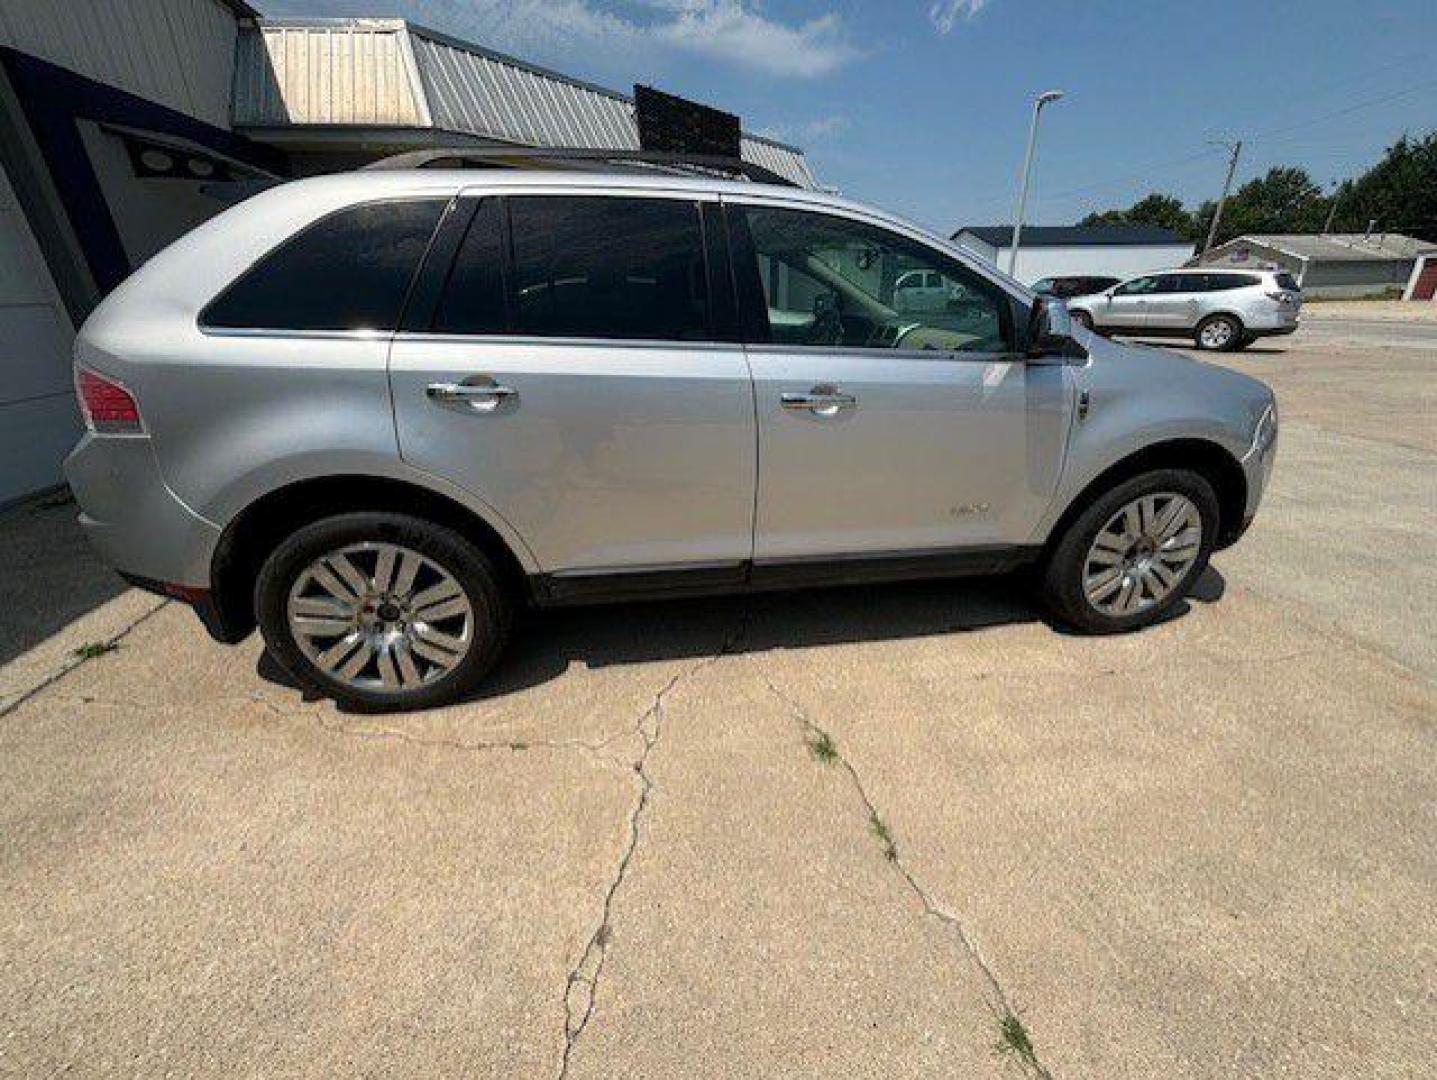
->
xmin=65 ymin=169 xmax=1278 ymax=710
xmin=1067 ymin=268 xmax=1302 ymax=351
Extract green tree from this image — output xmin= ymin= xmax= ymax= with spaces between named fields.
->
xmin=1331 ymin=133 xmax=1437 ymax=241
xmin=1207 ymin=166 xmax=1326 ymax=244
xmin=1080 ymin=192 xmax=1197 ymax=240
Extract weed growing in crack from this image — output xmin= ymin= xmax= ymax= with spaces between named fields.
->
xmin=72 ymin=641 xmax=119 ymax=661
xmin=807 ymin=729 xmax=839 ymax=764
xmin=994 ymin=1009 xmax=1044 ymax=1075
xmin=868 ymin=810 xmax=898 ymax=861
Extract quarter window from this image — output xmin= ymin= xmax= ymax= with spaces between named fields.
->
xmin=201 ymin=199 xmax=447 ymax=332
xmin=732 ymin=206 xmax=1010 ymax=353
xmin=506 ymin=195 xmax=709 ymax=341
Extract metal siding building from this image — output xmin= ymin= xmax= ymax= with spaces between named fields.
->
xmin=1198 ymin=233 xmax=1437 ymax=299
xmin=232 ymin=19 xmax=816 ymax=188
xmin=0 ymin=0 xmax=242 ymax=128
xmin=0 ymin=4 xmax=815 ymax=506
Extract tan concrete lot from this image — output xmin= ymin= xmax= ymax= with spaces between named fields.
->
xmin=2 ymin=322 xmax=1433 ymax=1077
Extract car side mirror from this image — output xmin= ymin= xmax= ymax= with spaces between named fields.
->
xmin=1027 ymin=296 xmax=1086 ymax=361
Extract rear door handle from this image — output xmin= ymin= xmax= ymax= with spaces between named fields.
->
xmin=781 ymin=385 xmax=857 ymax=418
xmin=426 ymin=381 xmax=518 ymax=413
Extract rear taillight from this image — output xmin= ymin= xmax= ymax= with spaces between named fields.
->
xmin=75 ymin=365 xmax=144 ymax=434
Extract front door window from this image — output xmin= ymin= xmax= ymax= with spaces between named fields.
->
xmin=733 ymin=206 xmax=1012 ymax=354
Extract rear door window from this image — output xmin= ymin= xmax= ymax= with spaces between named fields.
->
xmin=505 ymin=195 xmax=710 ymax=341
xmin=201 ymin=199 xmax=447 ymax=332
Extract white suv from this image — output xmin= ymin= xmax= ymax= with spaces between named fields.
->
xmin=1067 ymin=269 xmax=1302 ymax=351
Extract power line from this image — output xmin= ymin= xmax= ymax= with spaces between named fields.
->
xmin=1248 ymin=78 xmax=1437 ymax=143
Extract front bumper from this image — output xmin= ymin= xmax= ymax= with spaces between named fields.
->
xmin=64 ymin=433 xmax=220 ymax=588
xmin=1235 ymin=404 xmax=1278 ymax=539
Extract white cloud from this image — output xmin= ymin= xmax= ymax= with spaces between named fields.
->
xmin=650 ymin=2 xmax=858 ymax=79
xmin=928 ymin=0 xmax=989 ymax=34
xmin=759 ymin=115 xmax=851 ymax=144
xmin=270 ymin=0 xmax=859 ymax=79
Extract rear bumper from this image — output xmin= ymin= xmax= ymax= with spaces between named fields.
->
xmin=1251 ymin=323 xmax=1299 ymax=338
xmin=64 ymin=433 xmax=220 ymax=589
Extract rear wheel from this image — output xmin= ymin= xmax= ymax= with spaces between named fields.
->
xmin=1194 ymin=313 xmax=1243 ymax=352
xmin=255 ymin=512 xmax=512 ymax=711
xmin=1041 ymin=469 xmax=1219 ymax=633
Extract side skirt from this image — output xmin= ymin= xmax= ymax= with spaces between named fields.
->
xmin=529 ymin=546 xmax=1041 ymax=608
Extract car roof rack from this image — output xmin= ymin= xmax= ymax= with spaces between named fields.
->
xmin=361 ymin=147 xmax=799 ymax=188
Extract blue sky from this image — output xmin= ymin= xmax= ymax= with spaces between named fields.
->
xmin=260 ymin=0 xmax=1437 ymax=233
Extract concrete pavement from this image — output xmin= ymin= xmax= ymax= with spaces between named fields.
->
xmin=2 ymin=319 xmax=1433 ymax=1077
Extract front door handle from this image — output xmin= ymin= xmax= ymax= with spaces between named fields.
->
xmin=781 ymin=385 xmax=857 ymax=418
xmin=426 ymin=380 xmax=518 ymax=413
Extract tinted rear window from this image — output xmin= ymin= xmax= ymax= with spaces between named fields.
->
xmin=1206 ymin=273 xmax=1261 ymax=291
xmin=1274 ymin=272 xmax=1301 ymax=291
xmin=506 ymin=195 xmax=709 ymax=341
xmin=202 ymin=199 xmax=446 ymax=332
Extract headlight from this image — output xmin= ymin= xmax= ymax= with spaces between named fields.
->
xmin=1252 ymin=401 xmax=1277 ymax=452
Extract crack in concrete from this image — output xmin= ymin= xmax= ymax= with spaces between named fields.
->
xmin=0 ymin=599 xmax=170 ymax=720
xmin=754 ymin=659 xmax=1055 ymax=1080
xmin=558 ymin=616 xmax=749 ymax=1079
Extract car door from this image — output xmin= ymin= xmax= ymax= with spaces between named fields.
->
xmin=725 ymin=199 xmax=1072 ymax=565
xmin=1098 ymin=275 xmax=1159 ymax=330
xmin=1145 ymin=272 xmax=1204 ymax=331
xmin=389 ymin=190 xmax=757 ymax=581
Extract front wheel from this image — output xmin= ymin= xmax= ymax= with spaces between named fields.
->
xmin=255 ymin=512 xmax=513 ymax=711
xmin=1041 ymin=470 xmax=1219 ymax=633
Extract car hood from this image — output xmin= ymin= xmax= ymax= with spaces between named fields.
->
xmin=1078 ymin=329 xmax=1275 ymax=431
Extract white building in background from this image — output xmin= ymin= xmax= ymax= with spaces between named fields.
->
xmin=951 ymin=225 xmax=1195 ymax=287
xmin=0 ymin=2 xmax=814 ymax=506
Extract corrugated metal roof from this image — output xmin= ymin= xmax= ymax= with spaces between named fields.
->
xmin=1214 ymin=233 xmax=1437 ymax=263
xmin=955 ymin=225 xmax=1190 ymax=248
xmin=232 ymin=18 xmax=816 ymax=188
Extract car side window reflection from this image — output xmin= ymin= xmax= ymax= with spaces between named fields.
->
xmin=1114 ymin=276 xmax=1159 ymax=296
xmin=733 ymin=205 xmax=1011 ymax=353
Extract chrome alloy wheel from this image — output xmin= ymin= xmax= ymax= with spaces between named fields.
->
xmin=1199 ymin=318 xmax=1235 ymax=349
xmin=286 ymin=542 xmax=474 ymax=692
xmin=1082 ymin=493 xmax=1203 ymax=617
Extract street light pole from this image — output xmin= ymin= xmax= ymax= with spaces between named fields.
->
xmin=1007 ymin=89 xmax=1064 ymax=277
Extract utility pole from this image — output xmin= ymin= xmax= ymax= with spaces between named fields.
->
xmin=1322 ymin=180 xmax=1341 ymax=235
xmin=1008 ymin=90 xmax=1064 ymax=276
xmin=1201 ymin=138 xmax=1242 ymax=256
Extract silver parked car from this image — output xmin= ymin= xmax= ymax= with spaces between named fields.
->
xmin=1066 ymin=268 xmax=1302 ymax=351
xmin=65 ymin=167 xmax=1278 ymax=710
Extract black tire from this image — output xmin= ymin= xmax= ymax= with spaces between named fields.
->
xmin=1041 ymin=469 xmax=1219 ymax=634
xmin=1232 ymin=332 xmax=1256 ymax=351
xmin=1194 ymin=313 xmax=1243 ymax=352
xmin=255 ymin=512 xmax=513 ymax=711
